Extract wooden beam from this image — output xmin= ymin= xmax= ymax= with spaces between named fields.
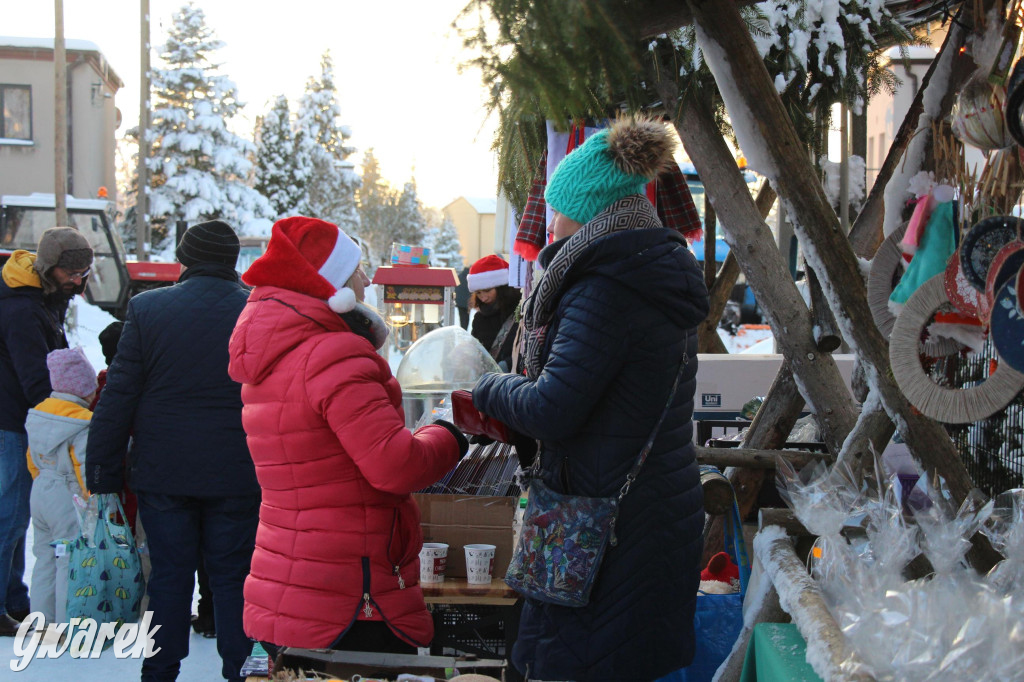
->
xmin=696 ymin=446 xmax=833 ymax=470
xmin=758 ymin=508 xmax=811 ymax=537
xmin=653 ymin=84 xmax=859 ymax=456
xmin=685 ymin=0 xmax=995 ymax=573
xmin=752 ymin=529 xmax=872 ymax=681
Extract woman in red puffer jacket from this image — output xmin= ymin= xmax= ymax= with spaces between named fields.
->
xmin=228 ymin=216 xmax=465 ymax=654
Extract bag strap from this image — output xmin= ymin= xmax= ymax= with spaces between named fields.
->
xmin=608 ymin=349 xmax=690 ymax=545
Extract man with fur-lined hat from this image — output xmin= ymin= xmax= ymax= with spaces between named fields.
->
xmin=0 ymin=226 xmax=93 ymax=636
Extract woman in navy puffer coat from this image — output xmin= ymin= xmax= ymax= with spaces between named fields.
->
xmin=472 ymin=116 xmax=709 ymax=682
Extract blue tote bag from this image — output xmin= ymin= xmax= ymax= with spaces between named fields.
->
xmin=659 ymin=476 xmax=751 ymax=682
xmin=66 ymin=494 xmax=145 ymax=632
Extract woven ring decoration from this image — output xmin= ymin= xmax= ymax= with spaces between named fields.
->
xmin=868 ymin=222 xmax=960 ymax=357
xmin=890 ymin=274 xmax=1024 ymax=424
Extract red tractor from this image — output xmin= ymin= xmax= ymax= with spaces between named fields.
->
xmin=0 ymin=193 xmax=179 ymax=318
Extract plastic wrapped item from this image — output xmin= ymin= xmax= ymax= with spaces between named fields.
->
xmin=915 ymin=484 xmax=993 ymax=577
xmin=72 ymin=493 xmax=98 ymax=547
xmin=983 ymin=488 xmax=1024 ymax=592
xmin=786 ymin=414 xmax=820 ymax=445
xmin=740 ymin=396 xmax=763 ymax=420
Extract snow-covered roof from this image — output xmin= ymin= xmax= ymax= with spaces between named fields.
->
xmin=462 ymin=197 xmax=497 ymax=214
xmin=2 ymin=193 xmax=111 ymax=211
xmin=0 ymin=36 xmax=103 ymax=52
xmin=886 ymin=45 xmax=937 ymax=60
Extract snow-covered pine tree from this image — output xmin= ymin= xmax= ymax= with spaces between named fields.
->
xmin=254 ymin=95 xmax=305 ymax=218
xmin=295 ymin=51 xmax=360 ymax=238
xmin=428 ymin=216 xmax=463 ymax=270
xmin=146 ymin=3 xmax=272 ymax=255
xmin=392 ymin=178 xmax=428 ymax=248
xmin=357 ymin=148 xmax=398 ymax=265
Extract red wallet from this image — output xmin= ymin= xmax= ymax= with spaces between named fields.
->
xmin=450 ymin=390 xmax=514 ymax=443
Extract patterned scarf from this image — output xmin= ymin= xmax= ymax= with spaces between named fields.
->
xmin=521 ymin=195 xmax=663 ymax=379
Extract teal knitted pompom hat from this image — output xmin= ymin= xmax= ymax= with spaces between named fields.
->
xmin=544 ymin=116 xmax=676 ymax=225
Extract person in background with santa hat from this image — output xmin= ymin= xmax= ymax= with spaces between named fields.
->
xmin=467 ymin=255 xmax=521 ymax=371
xmin=228 ymin=216 xmax=466 ymax=658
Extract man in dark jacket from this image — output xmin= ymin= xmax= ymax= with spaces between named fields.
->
xmin=88 ymin=221 xmax=259 ymax=682
xmin=0 ymin=227 xmax=92 ymax=636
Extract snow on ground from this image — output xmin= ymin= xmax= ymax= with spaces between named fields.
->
xmin=6 ymin=525 xmax=220 ymax=680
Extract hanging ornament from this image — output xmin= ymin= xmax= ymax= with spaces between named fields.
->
xmin=944 ymin=247 xmax=983 ymax=318
xmin=890 ymin=275 xmax=1024 ymax=423
xmin=959 ymin=215 xmax=1023 ymax=292
xmin=1004 ymin=58 xmax=1024 ymax=147
xmin=869 ymin=222 xmax=960 ymax=356
xmin=982 ymin=241 xmax=1024 ymax=323
xmin=951 ymin=71 xmax=1014 ymax=151
xmin=990 ymin=265 xmax=1024 ymax=372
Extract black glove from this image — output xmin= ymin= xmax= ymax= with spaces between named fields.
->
xmin=433 ymin=419 xmax=469 ymax=457
xmin=511 ymin=431 xmax=538 ymax=470
xmin=469 ymin=434 xmax=495 ymax=446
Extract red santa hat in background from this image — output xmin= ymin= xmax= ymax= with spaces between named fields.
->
xmin=242 ymin=216 xmax=363 ymax=313
xmin=467 ymin=255 xmax=510 ymax=292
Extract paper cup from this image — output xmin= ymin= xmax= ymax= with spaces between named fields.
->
xmin=419 ymin=543 xmax=448 ymax=583
xmin=464 ymin=544 xmax=496 ymax=585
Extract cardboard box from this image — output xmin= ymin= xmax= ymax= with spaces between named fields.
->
xmin=412 ymin=494 xmax=516 ymax=579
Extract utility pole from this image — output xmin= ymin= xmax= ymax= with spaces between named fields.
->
xmin=54 ymin=0 xmax=68 ymax=226
xmin=137 ymin=0 xmax=151 ymax=260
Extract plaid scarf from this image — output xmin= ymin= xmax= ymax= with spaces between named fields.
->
xmin=522 ymin=195 xmax=662 ymax=379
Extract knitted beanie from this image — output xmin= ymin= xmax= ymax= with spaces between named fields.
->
xmin=242 ymin=216 xmax=363 ymax=313
xmin=34 ymin=227 xmax=93 ymax=275
xmin=47 ymin=347 xmax=98 ymax=399
xmin=176 ymin=220 xmax=240 ymax=267
xmin=544 ymin=116 xmax=677 ymax=225
xmin=467 ymin=255 xmax=509 ymax=292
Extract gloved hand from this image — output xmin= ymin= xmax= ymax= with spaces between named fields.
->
xmin=511 ymin=431 xmax=538 ymax=470
xmin=432 ymin=419 xmax=469 ymax=457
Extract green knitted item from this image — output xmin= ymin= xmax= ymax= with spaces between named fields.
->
xmin=889 ymin=200 xmax=957 ymax=309
xmin=544 ymin=130 xmax=651 ymax=225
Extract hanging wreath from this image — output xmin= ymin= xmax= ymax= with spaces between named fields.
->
xmin=890 ymin=274 xmax=1024 ymax=424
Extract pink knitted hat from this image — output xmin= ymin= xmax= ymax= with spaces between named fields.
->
xmin=47 ymin=347 xmax=97 ymax=399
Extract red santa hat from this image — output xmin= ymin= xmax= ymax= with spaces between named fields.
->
xmin=242 ymin=216 xmax=362 ymax=313
xmin=467 ymin=255 xmax=510 ymax=292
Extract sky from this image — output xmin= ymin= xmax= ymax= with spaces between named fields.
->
xmin=7 ymin=0 xmax=499 ymax=209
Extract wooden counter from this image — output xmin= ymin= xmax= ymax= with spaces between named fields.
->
xmin=422 ymin=577 xmax=519 ymax=605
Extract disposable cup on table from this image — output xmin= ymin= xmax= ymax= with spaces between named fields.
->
xmin=464 ymin=543 xmax=496 ymax=585
xmin=419 ymin=543 xmax=448 ymax=583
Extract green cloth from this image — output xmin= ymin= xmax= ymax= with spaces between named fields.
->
xmin=889 ymin=200 xmax=957 ymax=306
xmin=740 ymin=623 xmax=823 ymax=682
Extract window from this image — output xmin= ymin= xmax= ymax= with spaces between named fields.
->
xmin=1 ymin=85 xmax=31 ymax=141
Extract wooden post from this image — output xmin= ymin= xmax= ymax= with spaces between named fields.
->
xmin=137 ymin=0 xmax=151 ymax=261
xmin=752 ymin=529 xmax=872 ymax=681
xmin=703 ymin=197 xmax=716 ymax=289
xmin=685 ymin=1 xmax=993 ymax=570
xmin=696 ymin=446 xmax=833 ymax=470
xmin=54 ymin=0 xmax=67 ymax=227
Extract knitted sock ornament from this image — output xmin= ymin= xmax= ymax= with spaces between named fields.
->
xmin=242 ymin=216 xmax=362 ymax=313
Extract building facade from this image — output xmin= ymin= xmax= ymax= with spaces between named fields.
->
xmin=443 ymin=195 xmax=497 ymax=263
xmin=0 ymin=37 xmax=122 ymax=202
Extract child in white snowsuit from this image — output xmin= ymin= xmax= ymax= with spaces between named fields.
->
xmin=25 ymin=347 xmax=97 ymax=623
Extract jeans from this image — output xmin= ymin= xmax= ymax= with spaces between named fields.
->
xmin=0 ymin=430 xmax=31 ymax=616
xmin=137 ymin=492 xmax=260 ymax=682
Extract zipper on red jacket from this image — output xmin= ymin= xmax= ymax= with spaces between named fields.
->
xmin=385 ymin=508 xmax=406 ymax=589
xmin=359 ymin=556 xmax=420 ymax=647
xmin=361 ymin=556 xmax=374 ymax=618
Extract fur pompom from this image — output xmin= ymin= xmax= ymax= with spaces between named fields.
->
xmin=605 ymin=115 xmax=677 ymax=179
xmin=328 ymin=287 xmax=357 ymax=313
